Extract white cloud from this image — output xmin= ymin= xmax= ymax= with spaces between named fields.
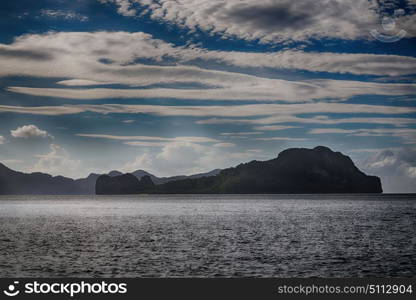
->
xmin=10 ymin=125 xmax=53 ymax=139
xmin=30 ymin=144 xmax=81 ymax=178
xmin=56 ymin=79 xmax=113 ymax=86
xmin=309 ymin=128 xmax=357 ymax=134
xmin=76 ymin=133 xmax=219 ymax=143
xmin=121 ymin=141 xmax=258 ymax=176
xmin=363 ymin=148 xmax=416 ymax=192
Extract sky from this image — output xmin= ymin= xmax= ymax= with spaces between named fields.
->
xmin=0 ymin=0 xmax=415 ymax=192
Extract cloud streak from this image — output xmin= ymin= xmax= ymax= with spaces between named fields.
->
xmin=109 ymin=0 xmax=416 ymax=42
xmin=1 ymin=103 xmax=415 ymax=118
xmin=309 ymin=128 xmax=416 ymax=144
xmin=76 ymin=133 xmax=219 ymax=143
xmin=7 ymin=79 xmax=416 ymax=102
xmin=0 ymin=31 xmax=415 ymax=104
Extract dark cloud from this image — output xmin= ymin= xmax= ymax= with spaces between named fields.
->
xmin=0 ymin=47 xmax=53 ymax=61
xmin=225 ymin=3 xmax=315 ymax=32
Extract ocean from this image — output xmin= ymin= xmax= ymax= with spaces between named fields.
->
xmin=0 ymin=194 xmax=415 ymax=277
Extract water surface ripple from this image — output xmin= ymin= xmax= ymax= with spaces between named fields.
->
xmin=0 ymin=194 xmax=415 ymax=277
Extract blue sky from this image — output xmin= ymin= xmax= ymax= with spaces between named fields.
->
xmin=0 ymin=0 xmax=415 ymax=192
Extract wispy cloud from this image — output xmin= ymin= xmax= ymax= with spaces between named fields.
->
xmin=8 ymin=78 xmax=416 ymax=102
xmin=76 ymin=133 xmax=219 ymax=143
xmin=253 ymin=125 xmax=297 ymax=131
xmin=255 ymin=137 xmax=307 ymax=141
xmin=1 ymin=103 xmax=415 ymax=118
xmin=197 ymin=116 xmax=416 ymax=126
xmin=213 ymin=143 xmax=235 ymax=148
xmin=309 ymin=128 xmax=416 ymax=144
xmin=40 ymin=9 xmax=89 ymax=21
xmin=220 ymin=132 xmax=263 ymax=136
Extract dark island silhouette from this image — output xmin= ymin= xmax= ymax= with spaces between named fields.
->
xmin=0 ymin=146 xmax=382 ymax=195
xmin=96 ymin=146 xmax=382 ymax=194
xmin=0 ymin=161 xmax=219 ymax=195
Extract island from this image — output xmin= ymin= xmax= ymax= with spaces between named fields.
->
xmin=96 ymin=146 xmax=382 ymax=194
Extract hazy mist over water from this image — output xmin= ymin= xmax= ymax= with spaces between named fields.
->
xmin=0 ymin=194 xmax=415 ymax=277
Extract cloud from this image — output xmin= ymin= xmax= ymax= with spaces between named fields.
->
xmin=1 ymin=103 xmax=415 ymax=120
xmin=30 ymin=144 xmax=81 ymax=178
xmin=0 ymin=46 xmax=53 ymax=61
xmin=121 ymin=141 xmax=258 ymax=176
xmin=255 ymin=137 xmax=307 ymax=141
xmin=0 ymin=31 xmax=415 ymax=104
xmin=363 ymin=148 xmax=416 ymax=192
xmin=253 ymin=125 xmax=297 ymax=131
xmin=98 ymin=0 xmax=137 ymax=16
xmin=10 ymin=125 xmax=53 ymax=139
xmin=124 ymin=141 xmax=170 ymax=147
xmin=198 ymin=115 xmax=416 ymax=126
xmin=191 ymin=49 xmax=416 ymax=76
xmin=7 ymin=79 xmax=416 ymax=102
xmin=1 ymin=159 xmax=23 ymax=165
xmin=76 ymin=133 xmax=219 ymax=143
xmin=213 ymin=143 xmax=235 ymax=148
xmin=110 ymin=0 xmax=416 ymax=43
xmin=309 ymin=127 xmax=416 ymax=144
xmin=220 ymin=132 xmax=263 ymax=136
xmin=247 ymin=149 xmax=263 ymax=153
xmin=309 ymin=128 xmax=356 ymax=134
xmin=56 ymin=79 xmax=113 ymax=86
xmin=0 ymin=105 xmax=86 ymax=115
xmin=40 ymin=9 xmax=89 ymax=21
xmin=0 ymin=136 xmax=4 ymax=144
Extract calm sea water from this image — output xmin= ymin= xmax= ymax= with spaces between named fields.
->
xmin=0 ymin=194 xmax=415 ymax=277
